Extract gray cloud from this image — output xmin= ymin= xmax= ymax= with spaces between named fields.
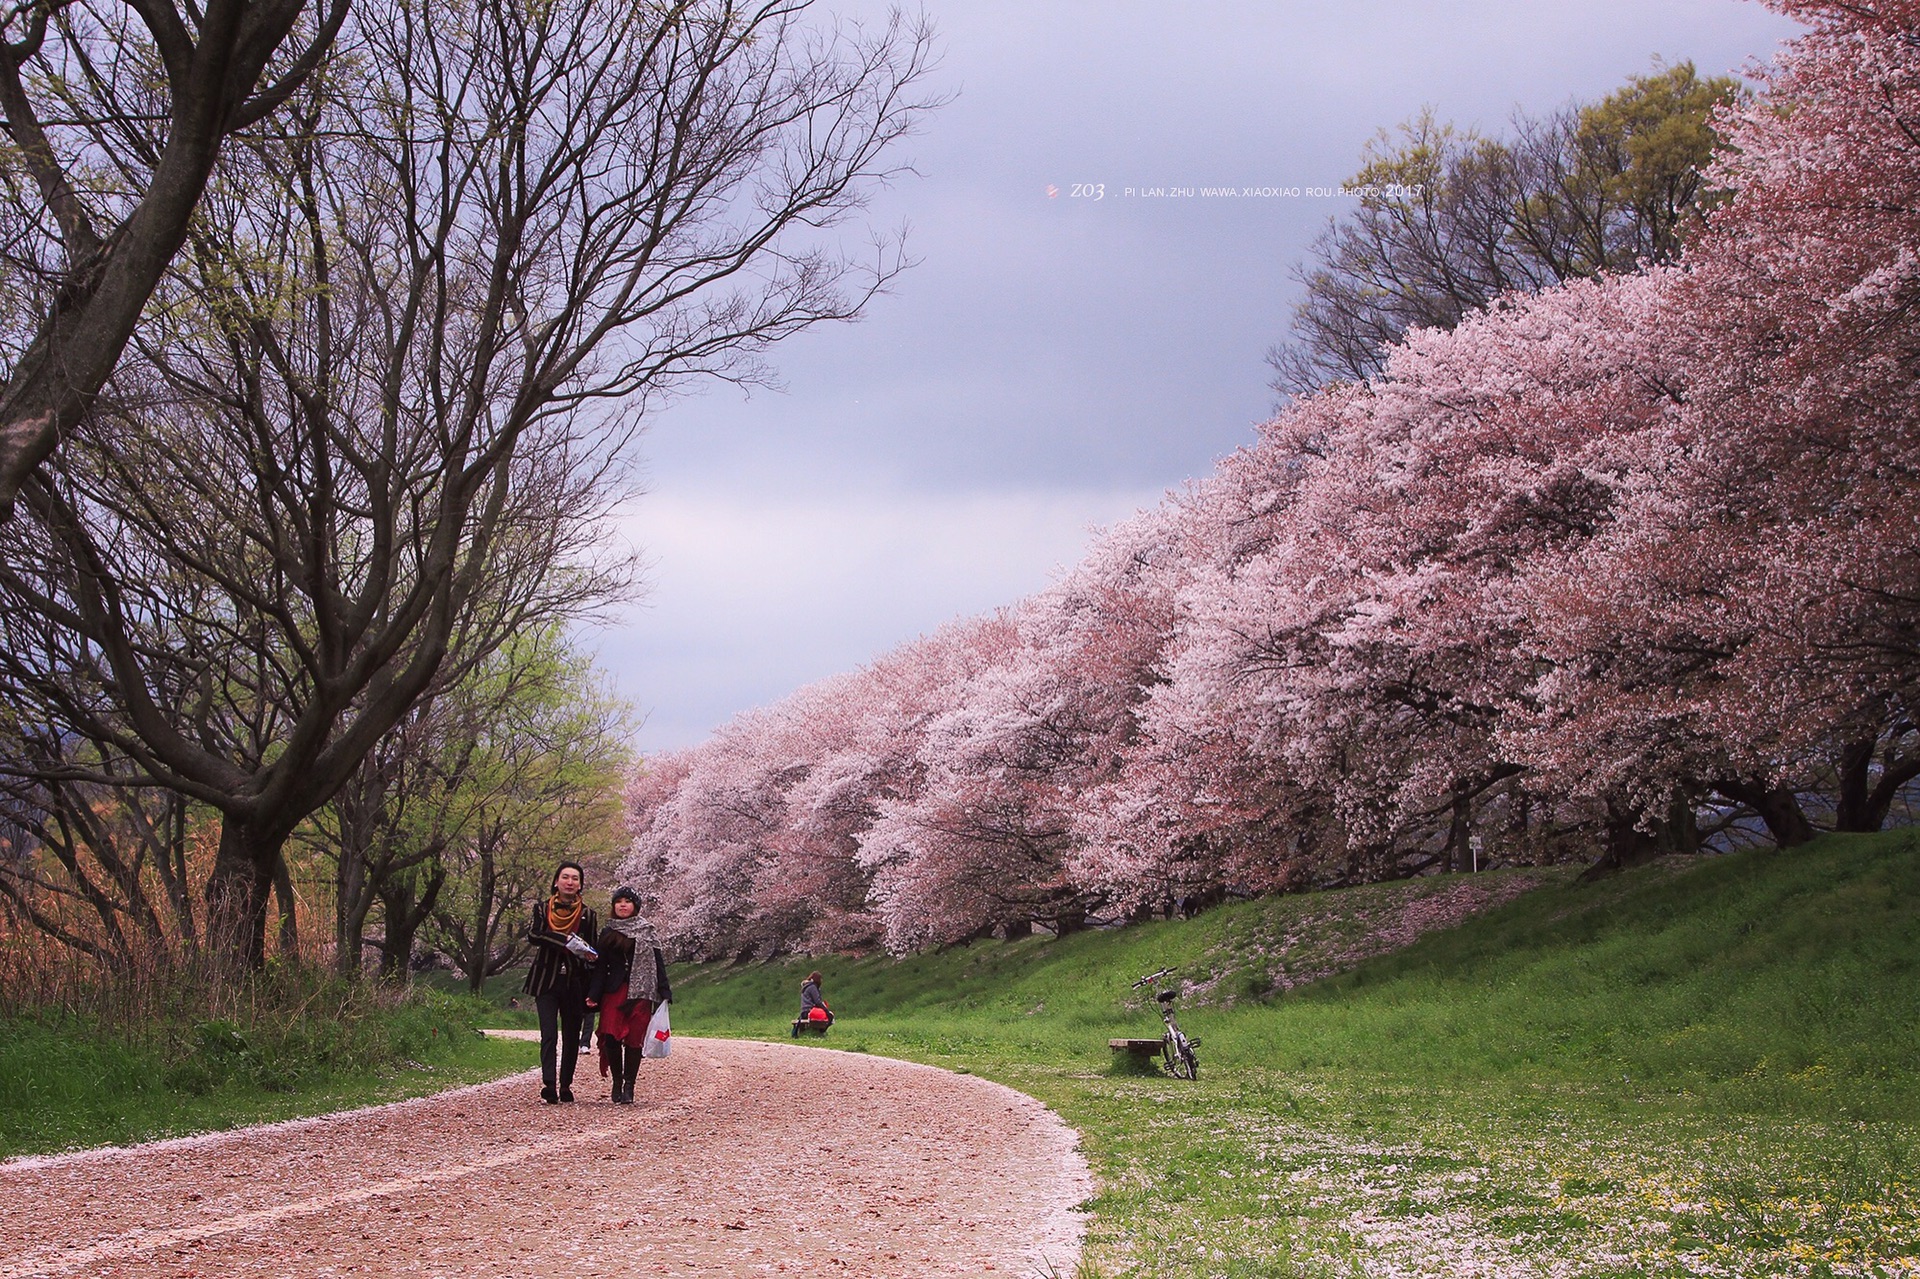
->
xmin=604 ymin=0 xmax=1802 ymax=751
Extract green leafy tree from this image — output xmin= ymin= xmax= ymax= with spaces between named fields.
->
xmin=1271 ymin=62 xmax=1740 ymax=396
xmin=298 ymin=626 xmax=630 ymax=983
xmin=425 ymin=629 xmax=631 ymax=993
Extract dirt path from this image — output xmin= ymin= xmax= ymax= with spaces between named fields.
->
xmin=0 ymin=1036 xmax=1090 ymax=1278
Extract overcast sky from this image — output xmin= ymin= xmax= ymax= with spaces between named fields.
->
xmin=588 ymin=0 xmax=1804 ymax=754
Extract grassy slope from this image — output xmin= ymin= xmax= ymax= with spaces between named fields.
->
xmin=672 ymin=833 xmax=1920 ymax=1278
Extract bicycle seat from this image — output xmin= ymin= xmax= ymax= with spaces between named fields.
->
xmin=1156 ymin=989 xmax=1177 ymax=1003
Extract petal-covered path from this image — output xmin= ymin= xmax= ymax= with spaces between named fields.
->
xmin=0 ymin=1037 xmax=1090 ymax=1278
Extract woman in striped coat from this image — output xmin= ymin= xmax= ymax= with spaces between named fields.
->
xmin=523 ymin=861 xmax=599 ymax=1103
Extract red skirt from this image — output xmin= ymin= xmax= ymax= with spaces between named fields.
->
xmin=597 ymin=996 xmax=655 ymax=1049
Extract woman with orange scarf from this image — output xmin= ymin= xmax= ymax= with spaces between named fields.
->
xmin=523 ymin=861 xmax=599 ymax=1103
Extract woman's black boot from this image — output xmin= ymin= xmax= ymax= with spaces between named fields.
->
xmin=620 ymin=1053 xmax=641 ymax=1104
xmin=604 ymin=1042 xmax=625 ymax=1101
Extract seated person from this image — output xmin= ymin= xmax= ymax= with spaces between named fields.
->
xmin=792 ymin=970 xmax=833 ymax=1034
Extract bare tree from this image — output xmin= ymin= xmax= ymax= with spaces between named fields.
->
xmin=0 ymin=735 xmax=199 ymax=965
xmin=0 ymin=0 xmax=349 ymax=522
xmin=303 ymin=692 xmax=469 ymax=979
xmin=0 ymin=0 xmax=938 ymax=967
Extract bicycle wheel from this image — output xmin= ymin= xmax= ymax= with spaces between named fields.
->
xmin=1180 ymin=1043 xmax=1200 ymax=1080
xmin=1169 ymin=1034 xmax=1197 ymax=1080
xmin=1161 ymin=1035 xmax=1180 ymax=1077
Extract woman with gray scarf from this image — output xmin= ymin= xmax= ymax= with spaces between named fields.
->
xmin=585 ymin=887 xmax=671 ymax=1104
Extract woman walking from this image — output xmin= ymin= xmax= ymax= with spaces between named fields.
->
xmin=587 ymin=886 xmax=671 ymax=1104
xmin=523 ymin=861 xmax=599 ymax=1103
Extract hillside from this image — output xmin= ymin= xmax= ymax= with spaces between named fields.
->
xmin=672 ymin=831 xmax=1920 ymax=1277
xmin=674 ymin=862 xmax=1570 ymax=1025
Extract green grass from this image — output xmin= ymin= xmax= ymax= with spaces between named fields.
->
xmin=416 ymin=967 xmax=541 ymax=1028
xmin=0 ymin=986 xmax=537 ymax=1158
xmin=670 ymin=833 xmax=1920 ymax=1277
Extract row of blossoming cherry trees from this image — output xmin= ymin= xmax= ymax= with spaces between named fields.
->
xmin=625 ymin=0 xmax=1920 ymax=958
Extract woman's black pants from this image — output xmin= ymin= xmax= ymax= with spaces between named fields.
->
xmin=535 ymin=991 xmax=584 ymax=1088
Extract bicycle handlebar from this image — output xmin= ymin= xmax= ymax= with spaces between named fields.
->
xmin=1131 ymin=966 xmax=1175 ymax=989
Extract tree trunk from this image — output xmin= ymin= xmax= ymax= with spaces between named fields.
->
xmin=1663 ymin=790 xmax=1700 ymax=856
xmin=464 ymin=845 xmax=500 ymax=994
xmin=273 ymin=852 xmax=299 ymax=957
xmin=1444 ymin=783 xmax=1472 ymax=873
xmin=377 ymin=862 xmax=445 ymax=983
xmin=1862 ymin=759 xmax=1920 ymax=833
xmin=1834 ymin=736 xmax=1877 ymax=832
xmin=1833 ymin=735 xmax=1920 ymax=833
xmin=207 ymin=817 xmax=288 ymax=971
xmin=333 ymin=792 xmax=380 ymax=978
xmin=154 ymin=792 xmax=199 ymax=955
xmin=335 ymin=847 xmax=372 ymax=978
xmin=1582 ymin=794 xmax=1697 ymax=881
xmin=1712 ymin=777 xmax=1813 ymax=848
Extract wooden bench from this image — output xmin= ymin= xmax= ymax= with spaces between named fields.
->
xmin=1109 ymin=1037 xmax=1163 ymax=1061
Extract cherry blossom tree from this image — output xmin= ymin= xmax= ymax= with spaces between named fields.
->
xmin=1666 ymin=0 xmax=1920 ymax=827
xmin=1069 ymin=468 xmax=1331 ymax=909
xmin=787 ymin=613 xmax=1019 ymax=952
xmin=622 ymin=0 xmax=1920 ymax=951
xmin=627 ymin=615 xmax=1018 ymax=957
xmin=861 ymin=541 xmax=1178 ymax=947
xmin=1509 ymin=0 xmax=1920 ymax=849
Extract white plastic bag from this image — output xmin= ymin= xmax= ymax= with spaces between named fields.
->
xmin=642 ymin=1001 xmax=672 ymax=1058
